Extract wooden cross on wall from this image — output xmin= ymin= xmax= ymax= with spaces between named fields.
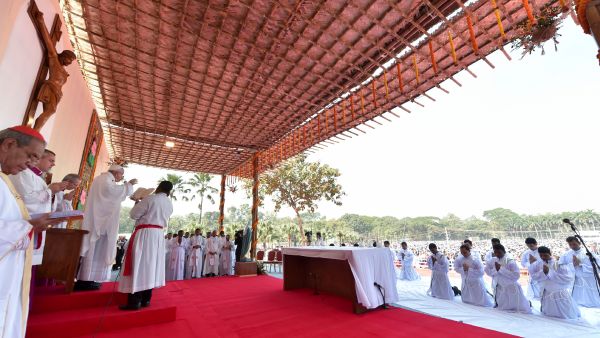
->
xmin=22 ymin=0 xmax=63 ymax=127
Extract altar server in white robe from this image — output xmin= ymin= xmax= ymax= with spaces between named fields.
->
xmin=118 ymin=181 xmax=173 ymax=310
xmin=455 ymin=244 xmax=494 ymax=307
xmin=560 ymin=236 xmax=600 ymax=307
xmin=76 ymin=165 xmax=137 ymax=290
xmin=397 ymin=242 xmax=420 ymax=281
xmin=0 ymin=126 xmax=62 ymax=338
xmin=529 ymin=246 xmax=580 ymax=319
xmin=186 ymin=229 xmax=205 ymax=279
xmin=427 ymin=243 xmax=454 ymax=300
xmin=220 ymin=234 xmax=233 ymax=276
xmin=520 ymin=237 xmax=542 ymax=299
xmin=204 ymin=230 xmax=220 ymax=277
xmin=164 ymin=232 xmax=173 ymax=276
xmin=167 ymin=230 xmax=186 ymax=281
xmin=9 ymin=149 xmax=68 ymax=265
xmin=53 ymin=174 xmax=81 ymax=228
xmin=485 ymin=244 xmax=531 ymax=313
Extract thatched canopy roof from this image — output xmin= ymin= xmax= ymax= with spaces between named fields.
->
xmin=61 ymin=0 xmax=557 ymax=176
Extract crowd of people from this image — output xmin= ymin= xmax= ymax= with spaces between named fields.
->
xmin=394 ymin=236 xmax=600 ymax=321
xmin=163 ymin=229 xmax=235 ymax=280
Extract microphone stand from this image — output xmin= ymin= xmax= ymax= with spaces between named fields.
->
xmin=570 ymin=223 xmax=600 ymax=298
xmin=374 ymin=282 xmax=387 ymax=309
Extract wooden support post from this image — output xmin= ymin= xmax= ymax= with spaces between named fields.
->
xmin=218 ymin=175 xmax=226 ymax=232
xmin=250 ymin=154 xmax=259 ymax=260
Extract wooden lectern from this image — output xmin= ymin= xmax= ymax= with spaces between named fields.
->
xmin=37 ymin=228 xmax=88 ymax=293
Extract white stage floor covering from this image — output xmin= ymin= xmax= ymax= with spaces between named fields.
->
xmin=394 ymin=276 xmax=600 ymax=338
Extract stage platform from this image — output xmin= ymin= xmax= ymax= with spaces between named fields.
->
xmin=27 ymin=275 xmax=511 ymax=338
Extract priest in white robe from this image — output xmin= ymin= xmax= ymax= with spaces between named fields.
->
xmin=559 ymin=236 xmax=600 ymax=307
xmin=76 ymin=165 xmax=137 ymax=290
xmin=164 ymin=232 xmax=173 ymax=277
xmin=397 ymin=242 xmax=420 ymax=281
xmin=9 ymin=149 xmax=68 ymax=265
xmin=454 ymin=244 xmax=494 ymax=307
xmin=426 ymin=243 xmax=454 ymax=300
xmin=0 ymin=126 xmax=62 ymax=338
xmin=186 ymin=229 xmax=204 ymax=279
xmin=520 ymin=237 xmax=542 ymax=299
xmin=203 ymin=230 xmax=220 ymax=277
xmin=220 ymin=234 xmax=233 ymax=276
xmin=485 ymin=244 xmax=531 ymax=313
xmin=462 ymin=239 xmax=481 ymax=262
xmin=53 ymin=174 xmax=81 ymax=229
xmin=167 ymin=230 xmax=187 ymax=281
xmin=118 ymin=181 xmax=173 ymax=310
xmin=529 ymin=246 xmax=580 ymax=319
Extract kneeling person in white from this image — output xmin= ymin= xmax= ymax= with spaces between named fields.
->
xmin=529 ymin=246 xmax=580 ymax=319
xmin=118 ymin=181 xmax=173 ymax=310
xmin=485 ymin=244 xmax=531 ymax=313
xmin=455 ymin=244 xmax=494 ymax=307
xmin=559 ymin=236 xmax=600 ymax=308
xmin=427 ymin=243 xmax=454 ymax=300
xmin=398 ymin=241 xmax=420 ymax=281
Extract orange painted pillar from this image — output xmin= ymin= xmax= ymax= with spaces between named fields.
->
xmin=218 ymin=175 xmax=226 ymax=232
xmin=250 ymin=154 xmax=259 ymax=260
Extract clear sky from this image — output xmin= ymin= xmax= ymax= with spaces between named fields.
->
xmin=123 ymin=19 xmax=600 ymax=220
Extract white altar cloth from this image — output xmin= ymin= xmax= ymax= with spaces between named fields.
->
xmin=282 ymin=247 xmax=399 ymax=309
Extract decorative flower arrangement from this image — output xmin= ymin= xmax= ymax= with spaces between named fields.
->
xmin=109 ymin=157 xmax=129 ymax=167
xmin=511 ymin=5 xmax=564 ymax=58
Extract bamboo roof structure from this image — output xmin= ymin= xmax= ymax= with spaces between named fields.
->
xmin=60 ymin=0 xmax=558 ymax=176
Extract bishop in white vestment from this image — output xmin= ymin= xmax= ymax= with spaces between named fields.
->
xmin=118 ymin=181 xmax=173 ymax=310
xmin=9 ymin=149 xmax=67 ymax=265
xmin=426 ymin=243 xmax=454 ymax=300
xmin=529 ymin=246 xmax=580 ymax=319
xmin=76 ymin=165 xmax=136 ymax=290
xmin=559 ymin=236 xmax=600 ymax=307
xmin=454 ymin=244 xmax=494 ymax=307
xmin=397 ymin=242 xmax=420 ymax=281
xmin=485 ymin=244 xmax=531 ymax=313
xmin=0 ymin=126 xmax=60 ymax=338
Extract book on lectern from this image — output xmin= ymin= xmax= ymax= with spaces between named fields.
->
xmin=30 ymin=210 xmax=84 ymax=221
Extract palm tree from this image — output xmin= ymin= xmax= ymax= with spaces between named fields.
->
xmin=158 ymin=173 xmax=190 ymax=201
xmin=187 ymin=173 xmax=218 ymax=228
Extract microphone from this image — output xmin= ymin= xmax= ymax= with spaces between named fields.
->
xmin=563 ymin=218 xmax=576 ymax=231
xmin=373 ymin=282 xmax=387 ymax=309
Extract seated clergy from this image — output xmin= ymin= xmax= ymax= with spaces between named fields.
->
xmin=559 ymin=236 xmax=600 ymax=308
xmin=397 ymin=242 xmax=420 ymax=281
xmin=529 ymin=246 xmax=580 ymax=319
xmin=427 ymin=243 xmax=454 ymax=300
xmin=454 ymin=244 xmax=494 ymax=307
xmin=485 ymin=244 xmax=531 ymax=313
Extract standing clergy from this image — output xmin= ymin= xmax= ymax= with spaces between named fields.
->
xmin=76 ymin=165 xmax=137 ymax=291
xmin=10 ymin=149 xmax=68 ymax=264
xmin=203 ymin=230 xmax=220 ymax=277
xmin=220 ymin=234 xmax=233 ymax=276
xmin=454 ymin=244 xmax=494 ymax=307
xmin=426 ymin=243 xmax=454 ymax=300
xmin=397 ymin=241 xmax=420 ymax=281
xmin=559 ymin=236 xmax=600 ymax=307
xmin=119 ymin=181 xmax=173 ymax=310
xmin=528 ymin=246 xmax=580 ymax=319
xmin=520 ymin=237 xmax=542 ymax=299
xmin=167 ymin=230 xmax=186 ymax=281
xmin=484 ymin=244 xmax=531 ymax=313
xmin=53 ymin=173 xmax=81 ymax=228
xmin=0 ymin=126 xmax=62 ymax=338
xmin=186 ymin=228 xmax=205 ymax=279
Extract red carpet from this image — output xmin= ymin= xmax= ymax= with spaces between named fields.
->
xmin=27 ymin=276 xmax=515 ymax=338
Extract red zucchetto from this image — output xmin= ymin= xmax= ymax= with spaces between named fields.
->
xmin=8 ymin=125 xmax=46 ymax=143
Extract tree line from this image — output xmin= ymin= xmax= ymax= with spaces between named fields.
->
xmin=119 ymin=205 xmax=600 ymax=249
